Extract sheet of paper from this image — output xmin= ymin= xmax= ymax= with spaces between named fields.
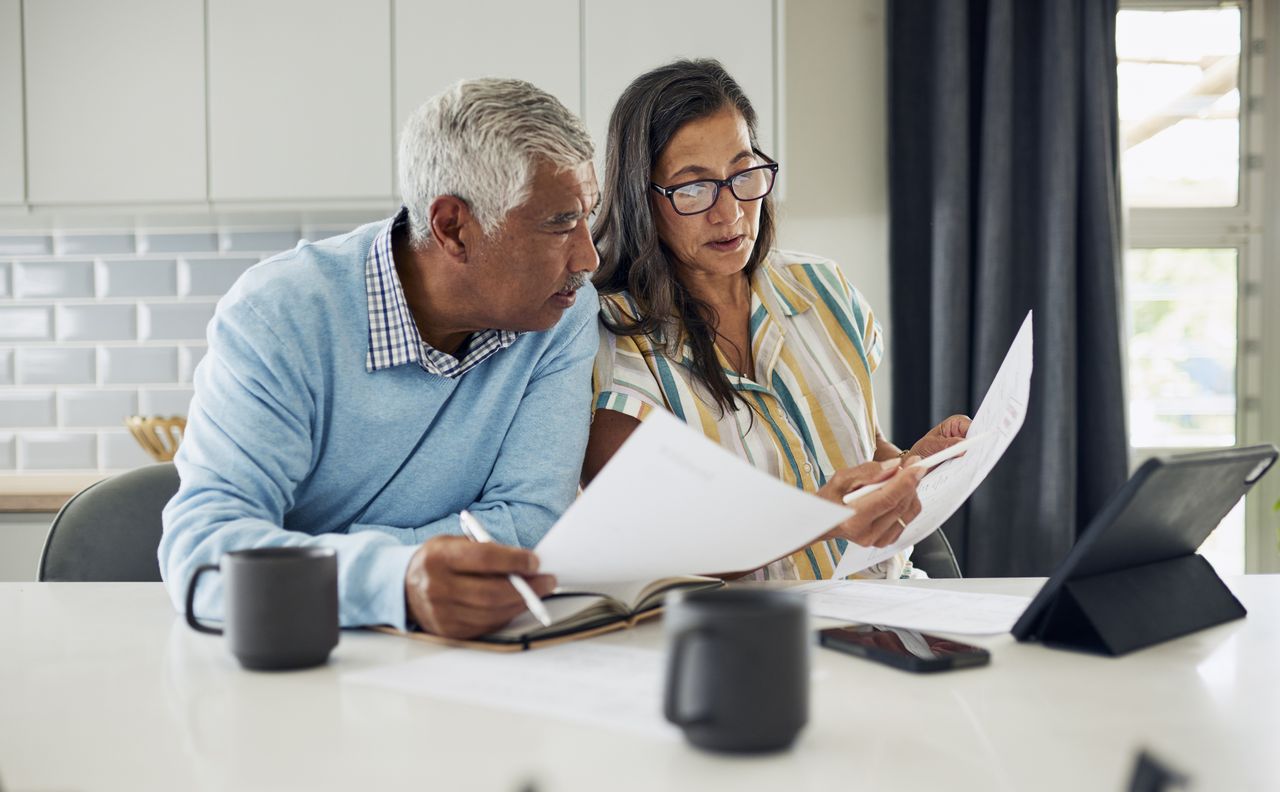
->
xmin=535 ymin=409 xmax=853 ymax=584
xmin=833 ymin=311 xmax=1034 ymax=578
xmin=794 ymin=580 xmax=1032 ymax=635
xmin=343 ymin=643 xmax=679 ymax=740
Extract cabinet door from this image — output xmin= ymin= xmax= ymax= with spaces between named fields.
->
xmin=0 ymin=0 xmax=22 ymax=204
xmin=584 ymin=0 xmax=776 ymax=158
xmin=208 ymin=0 xmax=392 ymax=201
xmin=394 ymin=0 xmax=580 ymax=141
xmin=24 ymin=0 xmax=207 ymax=204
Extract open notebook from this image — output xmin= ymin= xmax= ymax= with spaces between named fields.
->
xmin=377 ymin=576 xmax=723 ymax=652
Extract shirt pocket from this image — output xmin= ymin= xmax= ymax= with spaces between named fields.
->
xmin=799 ymin=377 xmax=875 ymax=466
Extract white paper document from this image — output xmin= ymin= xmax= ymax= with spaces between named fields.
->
xmin=344 ymin=643 xmax=679 ymax=740
xmin=535 ymin=409 xmax=853 ymax=584
xmin=795 ymin=581 xmax=1032 ymax=635
xmin=832 ymin=312 xmax=1035 ymax=578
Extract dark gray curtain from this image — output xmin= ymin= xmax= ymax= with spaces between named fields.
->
xmin=887 ymin=0 xmax=1130 ymax=576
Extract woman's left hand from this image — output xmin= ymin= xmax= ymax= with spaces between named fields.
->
xmin=908 ymin=414 xmax=972 ymax=459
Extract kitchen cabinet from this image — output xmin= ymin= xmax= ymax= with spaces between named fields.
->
xmin=583 ymin=0 xmax=777 ymax=158
xmin=0 ymin=0 xmax=22 ymax=204
xmin=23 ymin=0 xmax=207 ymax=204
xmin=207 ymin=0 xmax=393 ymax=201
xmin=393 ymin=0 xmax=580 ymax=147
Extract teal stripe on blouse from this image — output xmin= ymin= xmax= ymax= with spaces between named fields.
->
xmin=750 ymin=302 xmax=768 ymax=335
xmin=770 ymin=372 xmax=820 ymax=469
xmin=652 ymin=354 xmax=686 ymax=422
xmin=802 ymin=545 xmax=824 ymax=578
xmin=751 ymin=393 xmax=804 ymax=486
xmin=802 ymin=262 xmax=868 ymax=363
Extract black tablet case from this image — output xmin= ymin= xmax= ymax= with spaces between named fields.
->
xmin=1012 ymin=444 xmax=1277 ymax=656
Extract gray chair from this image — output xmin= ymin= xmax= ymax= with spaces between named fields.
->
xmin=910 ymin=529 xmax=962 ymax=578
xmin=38 ymin=463 xmax=179 ymax=582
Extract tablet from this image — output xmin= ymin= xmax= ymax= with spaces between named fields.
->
xmin=1012 ymin=444 xmax=1277 ymax=647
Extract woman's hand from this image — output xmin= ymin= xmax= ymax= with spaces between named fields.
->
xmin=908 ymin=414 xmax=972 ymax=459
xmin=816 ymin=459 xmax=926 ymax=548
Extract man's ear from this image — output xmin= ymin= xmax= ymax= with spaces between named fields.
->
xmin=427 ymin=196 xmax=473 ymax=261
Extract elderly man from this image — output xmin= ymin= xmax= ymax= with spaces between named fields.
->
xmin=161 ymin=78 xmax=600 ymax=639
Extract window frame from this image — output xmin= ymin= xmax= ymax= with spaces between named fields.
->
xmin=1119 ymin=0 xmax=1279 ymax=573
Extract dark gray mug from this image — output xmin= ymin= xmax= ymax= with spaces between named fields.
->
xmin=664 ymin=588 xmax=809 ymax=753
xmin=184 ymin=547 xmax=339 ymax=671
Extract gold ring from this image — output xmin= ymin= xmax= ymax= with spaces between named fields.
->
xmin=896 ymin=517 xmax=908 ymax=530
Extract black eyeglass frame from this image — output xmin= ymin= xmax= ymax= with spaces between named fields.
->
xmin=649 ymin=150 xmax=780 ymax=216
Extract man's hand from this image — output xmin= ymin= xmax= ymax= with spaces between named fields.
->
xmin=909 ymin=414 xmax=972 ymax=459
xmin=404 ymin=535 xmax=557 ymax=639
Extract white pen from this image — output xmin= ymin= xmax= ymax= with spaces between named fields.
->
xmin=842 ymin=432 xmax=990 ymax=506
xmin=458 ymin=509 xmax=553 ymax=628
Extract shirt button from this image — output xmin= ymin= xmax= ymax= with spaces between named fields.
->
xmin=803 ymin=462 xmax=813 ymax=474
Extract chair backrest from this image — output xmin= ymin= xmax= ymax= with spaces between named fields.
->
xmin=910 ymin=529 xmax=962 ymax=579
xmin=38 ymin=463 xmax=180 ymax=582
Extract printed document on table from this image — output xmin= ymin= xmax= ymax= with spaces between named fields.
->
xmin=344 ymin=643 xmax=679 ymax=740
xmin=833 ymin=312 xmax=1035 ymax=579
xmin=794 ymin=580 xmax=1032 ymax=635
xmin=536 ymin=409 xmax=853 ymax=584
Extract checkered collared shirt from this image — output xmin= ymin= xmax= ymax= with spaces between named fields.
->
xmin=365 ymin=208 xmax=519 ymax=377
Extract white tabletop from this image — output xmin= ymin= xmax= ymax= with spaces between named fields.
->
xmin=1 ymin=576 xmax=1276 ymax=792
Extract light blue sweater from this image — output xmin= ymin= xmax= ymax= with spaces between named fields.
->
xmin=160 ymin=220 xmax=598 ymax=628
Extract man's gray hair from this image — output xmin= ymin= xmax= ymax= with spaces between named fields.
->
xmin=398 ymin=78 xmax=595 ymax=245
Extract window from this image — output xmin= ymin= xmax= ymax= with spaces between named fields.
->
xmin=1117 ymin=0 xmax=1275 ymax=575
xmin=1118 ymin=6 xmax=1242 ymax=207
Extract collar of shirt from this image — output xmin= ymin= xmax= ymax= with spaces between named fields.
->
xmin=670 ymin=257 xmax=818 ymax=383
xmin=365 ymin=207 xmax=520 ymax=378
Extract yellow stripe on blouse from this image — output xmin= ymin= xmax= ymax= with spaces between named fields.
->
xmin=592 ymin=250 xmax=904 ymax=580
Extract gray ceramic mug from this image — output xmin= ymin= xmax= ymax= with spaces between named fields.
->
xmin=664 ymin=588 xmax=809 ymax=752
xmin=184 ymin=547 xmax=339 ymax=671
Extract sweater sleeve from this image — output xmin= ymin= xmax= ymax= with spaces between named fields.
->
xmin=159 ymin=293 xmax=418 ymax=629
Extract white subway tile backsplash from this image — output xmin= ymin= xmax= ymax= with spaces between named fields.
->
xmin=97 ymin=259 xmax=178 ymax=298
xmin=14 ymin=261 xmax=95 ymax=299
xmin=180 ymin=257 xmax=258 ymax=297
xmin=138 ymin=232 xmax=218 ymax=254
xmin=54 ymin=233 xmax=136 ymax=256
xmin=0 ymin=392 xmax=56 ymax=427
xmin=99 ymin=346 xmax=179 ymax=384
xmin=19 ymin=432 xmax=98 ymax=470
xmin=0 ymin=307 xmax=54 ymax=341
xmin=100 ymin=429 xmax=154 ymax=470
xmin=59 ymin=389 xmax=138 ymax=428
xmin=17 ymin=348 xmax=96 ymax=385
xmin=0 ymin=236 xmax=53 ymax=256
xmin=139 ymin=302 xmax=216 ymax=341
xmin=220 ymin=229 xmax=301 ymax=254
xmin=139 ymin=387 xmax=194 ymax=417
xmin=178 ymin=346 xmax=207 ymax=382
xmin=56 ymin=304 xmax=138 ymax=342
xmin=3 ymin=215 xmax=378 ymax=473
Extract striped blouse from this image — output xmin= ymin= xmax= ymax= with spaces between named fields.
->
xmin=592 ymin=250 xmax=906 ymax=580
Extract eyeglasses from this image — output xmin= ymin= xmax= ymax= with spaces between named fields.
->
xmin=649 ymin=152 xmax=779 ymax=216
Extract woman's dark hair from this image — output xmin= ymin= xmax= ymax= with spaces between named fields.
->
xmin=592 ymin=58 xmax=777 ymax=417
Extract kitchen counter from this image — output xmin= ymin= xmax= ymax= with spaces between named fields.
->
xmin=0 ymin=474 xmax=106 ymax=512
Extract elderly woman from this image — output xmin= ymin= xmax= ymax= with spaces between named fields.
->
xmin=583 ymin=60 xmax=969 ymax=580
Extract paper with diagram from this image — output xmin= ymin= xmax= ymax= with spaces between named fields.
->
xmin=832 ymin=312 xmax=1035 ymax=578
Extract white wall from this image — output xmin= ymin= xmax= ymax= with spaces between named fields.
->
xmin=778 ymin=0 xmax=893 ymax=432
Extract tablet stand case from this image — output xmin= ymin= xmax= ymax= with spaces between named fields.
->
xmin=1035 ymin=552 xmax=1245 ymax=656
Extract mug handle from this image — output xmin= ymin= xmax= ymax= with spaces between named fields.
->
xmin=664 ymin=627 xmax=715 ymax=727
xmin=184 ymin=563 xmax=223 ymax=635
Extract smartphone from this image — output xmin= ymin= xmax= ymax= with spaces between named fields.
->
xmin=818 ymin=624 xmax=990 ymax=673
